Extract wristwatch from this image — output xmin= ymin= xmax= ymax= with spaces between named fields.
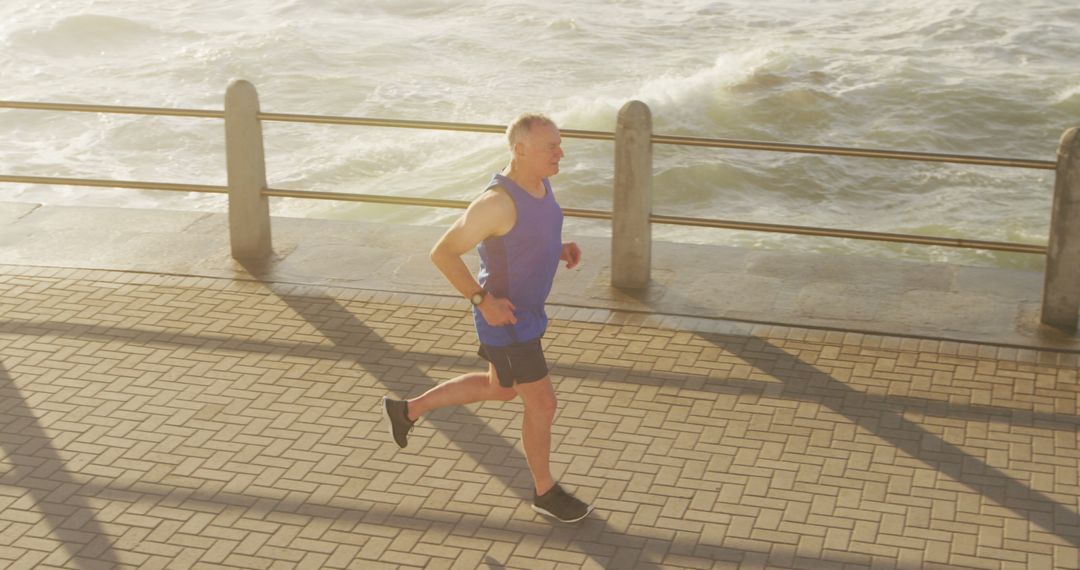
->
xmin=469 ymin=290 xmax=486 ymax=306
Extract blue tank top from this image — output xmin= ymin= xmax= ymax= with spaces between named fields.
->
xmin=474 ymin=173 xmax=564 ymax=346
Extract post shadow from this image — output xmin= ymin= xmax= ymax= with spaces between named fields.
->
xmin=0 ymin=363 xmax=121 ymax=569
xmin=692 ymin=331 xmax=1080 ymax=549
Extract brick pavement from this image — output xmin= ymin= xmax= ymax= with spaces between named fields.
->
xmin=0 ymin=265 xmax=1077 ymax=569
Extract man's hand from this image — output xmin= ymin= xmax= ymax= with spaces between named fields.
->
xmin=561 ymin=242 xmax=582 ymax=269
xmin=478 ymin=296 xmax=517 ymax=326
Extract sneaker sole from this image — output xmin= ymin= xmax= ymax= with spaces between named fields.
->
xmin=531 ymin=504 xmax=594 ymax=523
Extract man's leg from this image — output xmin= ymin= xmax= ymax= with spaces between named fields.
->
xmin=513 ymin=376 xmax=557 ymax=495
xmin=406 ymin=365 xmax=517 ymax=421
xmin=516 ymin=375 xmax=594 ymax=523
xmin=385 ymin=365 xmax=515 ymax=449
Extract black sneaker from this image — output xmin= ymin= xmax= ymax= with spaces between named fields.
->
xmin=383 ymin=397 xmax=414 ymax=448
xmin=532 ymin=484 xmax=594 ymax=523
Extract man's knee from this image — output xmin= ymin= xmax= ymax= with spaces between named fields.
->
xmin=532 ymin=399 xmax=558 ymax=423
xmin=493 ymin=385 xmax=517 ymax=402
xmin=522 ymin=386 xmax=557 ymax=420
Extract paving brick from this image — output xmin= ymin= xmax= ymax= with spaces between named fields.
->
xmin=0 ymin=267 xmax=1078 ymax=569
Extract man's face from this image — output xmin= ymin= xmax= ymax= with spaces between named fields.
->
xmin=520 ymin=123 xmax=564 ymax=178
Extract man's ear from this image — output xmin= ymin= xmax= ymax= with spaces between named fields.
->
xmin=513 ymin=141 xmax=526 ymax=158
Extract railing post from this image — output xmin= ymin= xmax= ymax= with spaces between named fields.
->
xmin=224 ymin=79 xmax=272 ymax=260
xmin=1041 ymin=127 xmax=1080 ymax=331
xmin=612 ymin=100 xmax=652 ymax=289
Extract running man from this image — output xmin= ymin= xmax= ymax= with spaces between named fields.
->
xmin=383 ymin=113 xmax=592 ymax=523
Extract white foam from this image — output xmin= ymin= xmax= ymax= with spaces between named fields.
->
xmin=1054 ymin=84 xmax=1080 ymax=106
xmin=635 ymin=50 xmax=774 ymax=109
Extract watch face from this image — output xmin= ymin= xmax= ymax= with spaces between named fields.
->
xmin=471 ymin=292 xmax=484 ymax=305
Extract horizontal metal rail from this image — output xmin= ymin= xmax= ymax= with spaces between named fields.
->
xmin=0 ymin=175 xmax=1048 ymax=253
xmin=263 ymin=189 xmax=1045 ymax=253
xmin=2 ymin=100 xmax=1055 ymax=169
xmin=0 ymin=174 xmax=226 ymax=194
xmin=264 ymin=187 xmax=470 ymax=209
xmin=650 ymin=213 xmax=1047 ymax=254
xmin=257 ymin=112 xmax=617 ymax=142
xmin=257 ymin=112 xmax=1055 ymax=169
xmin=650 ymin=134 xmax=1056 ymax=170
xmin=264 ymin=186 xmax=615 ymax=221
xmin=0 ymin=100 xmax=223 ymax=119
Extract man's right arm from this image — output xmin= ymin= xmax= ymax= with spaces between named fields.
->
xmin=429 ymin=191 xmax=517 ymax=326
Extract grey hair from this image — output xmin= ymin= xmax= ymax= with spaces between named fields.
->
xmin=505 ymin=113 xmax=557 ymax=150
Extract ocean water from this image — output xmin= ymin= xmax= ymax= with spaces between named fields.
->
xmin=2 ymin=0 xmax=1079 ymax=269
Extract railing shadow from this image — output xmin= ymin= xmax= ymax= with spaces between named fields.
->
xmin=685 ymin=331 xmax=1080 ymax=549
xmin=549 ymin=358 xmax=1080 ymax=433
xmin=0 ymin=363 xmax=121 ymax=569
xmin=2 ymin=319 xmax=1075 ymax=434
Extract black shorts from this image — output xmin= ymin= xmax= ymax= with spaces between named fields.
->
xmin=477 ymin=338 xmax=548 ymax=388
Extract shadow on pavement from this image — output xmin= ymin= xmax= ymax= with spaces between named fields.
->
xmin=678 ymin=331 xmax=1080 ymax=550
xmin=0 ymin=363 xmax=122 ymax=569
xmin=3 ymin=267 xmax=1077 ymax=566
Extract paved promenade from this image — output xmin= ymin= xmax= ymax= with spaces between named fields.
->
xmin=1 ymin=263 xmax=1078 ymax=569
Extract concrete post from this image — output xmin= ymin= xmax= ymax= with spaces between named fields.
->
xmin=224 ymin=79 xmax=272 ymax=260
xmin=612 ymin=100 xmax=653 ymax=289
xmin=1041 ymin=127 xmax=1080 ymax=331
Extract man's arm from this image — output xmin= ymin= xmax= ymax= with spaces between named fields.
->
xmin=430 ymin=190 xmax=517 ymax=326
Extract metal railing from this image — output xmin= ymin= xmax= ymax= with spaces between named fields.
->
xmin=0 ymin=98 xmax=1053 ymax=255
xmin=2 ymin=80 xmax=1078 ymax=329
xmin=1 ymin=99 xmax=1056 ymax=169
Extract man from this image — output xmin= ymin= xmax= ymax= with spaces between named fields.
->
xmin=383 ymin=113 xmax=593 ymax=523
